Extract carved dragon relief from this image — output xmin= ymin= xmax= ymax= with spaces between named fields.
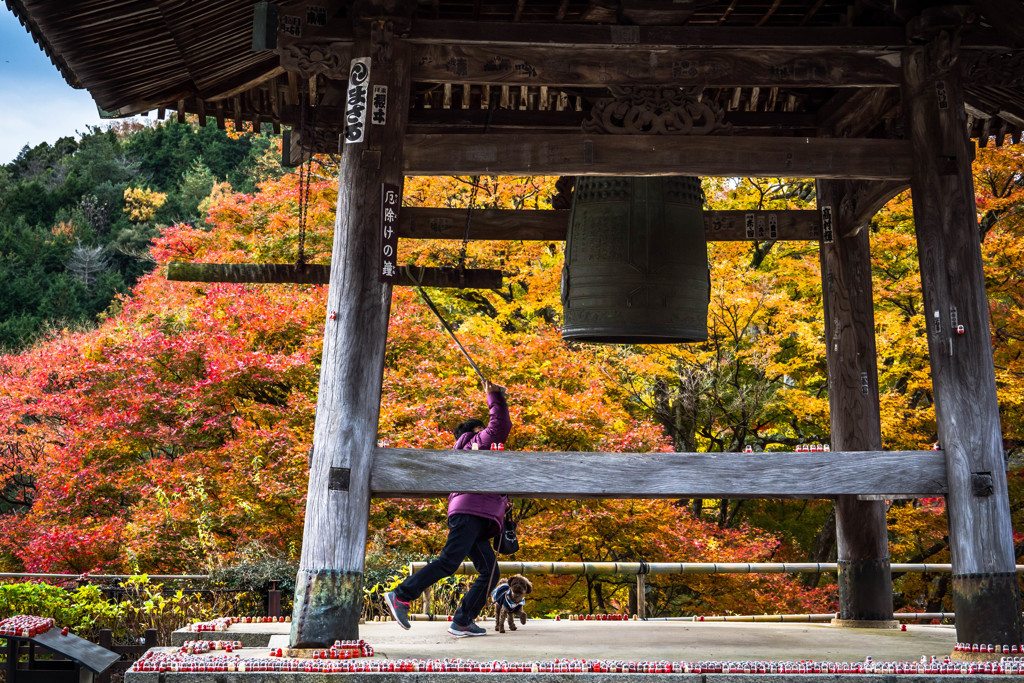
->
xmin=583 ymin=87 xmax=732 ymax=135
xmin=278 ymin=41 xmax=352 ymax=79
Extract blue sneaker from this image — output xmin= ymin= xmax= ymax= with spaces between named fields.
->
xmin=448 ymin=620 xmax=486 ymax=637
xmin=384 ymin=591 xmax=411 ymax=630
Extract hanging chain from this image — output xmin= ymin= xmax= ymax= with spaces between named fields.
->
xmin=456 ymin=97 xmax=499 ymax=271
xmin=457 ymin=177 xmax=481 ymax=271
xmin=296 ymin=86 xmax=319 ymax=268
xmin=297 ymin=160 xmax=309 ymax=267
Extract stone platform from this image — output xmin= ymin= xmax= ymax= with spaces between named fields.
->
xmin=171 ymin=618 xmax=960 ymax=661
xmin=125 ymin=618 xmax=1024 ymax=681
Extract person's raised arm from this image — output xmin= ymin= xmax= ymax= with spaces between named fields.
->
xmin=474 ymin=380 xmax=511 ymax=449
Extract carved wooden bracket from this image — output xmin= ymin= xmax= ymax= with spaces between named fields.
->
xmin=552 ymin=176 xmax=576 ymax=210
xmin=583 ymin=87 xmax=732 ymax=135
xmin=961 ymin=50 xmax=1024 ymax=88
xmin=278 ymin=41 xmax=353 ymax=79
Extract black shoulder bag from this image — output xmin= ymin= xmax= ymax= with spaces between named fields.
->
xmin=495 ymin=508 xmax=519 ymax=555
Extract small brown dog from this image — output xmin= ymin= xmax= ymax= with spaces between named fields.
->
xmin=491 ymin=575 xmax=532 ymax=633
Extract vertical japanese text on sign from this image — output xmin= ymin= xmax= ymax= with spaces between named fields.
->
xmin=821 ymin=205 xmax=834 ymax=244
xmin=380 ymin=184 xmax=401 ymax=282
xmin=372 ymin=85 xmax=389 ymax=125
xmin=345 ymin=58 xmax=371 ymax=144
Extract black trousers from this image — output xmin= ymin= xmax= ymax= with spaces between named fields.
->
xmin=394 ymin=513 xmax=499 ymax=626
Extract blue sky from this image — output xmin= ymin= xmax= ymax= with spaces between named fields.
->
xmin=0 ymin=8 xmax=148 ymax=165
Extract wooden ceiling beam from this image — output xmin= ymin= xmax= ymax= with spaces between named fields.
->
xmin=400 ymin=208 xmax=824 ymax=241
xmin=972 ymin=0 xmax=1024 ymax=48
xmin=412 ymin=44 xmax=902 ymax=87
xmin=275 ymin=39 xmax=904 ymax=87
xmin=280 ymin=105 xmax=817 ymax=132
xmin=816 ymin=87 xmax=898 ymax=137
xmin=402 ymin=133 xmax=913 ymax=179
xmin=370 ymin=448 xmax=948 ymax=499
xmin=289 ymin=17 xmax=1008 ymax=50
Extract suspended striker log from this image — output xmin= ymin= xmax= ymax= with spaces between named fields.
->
xmin=166 ymin=262 xmax=503 ymax=289
xmin=561 ymin=176 xmax=709 ymax=343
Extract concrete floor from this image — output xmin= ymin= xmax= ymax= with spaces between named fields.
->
xmin=172 ymin=618 xmax=959 ymax=663
xmin=126 ymin=620 xmax=1024 ymax=682
xmin=358 ymin=618 xmax=956 ymax=663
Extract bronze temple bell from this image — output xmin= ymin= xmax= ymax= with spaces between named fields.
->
xmin=561 ymin=176 xmax=710 ymax=343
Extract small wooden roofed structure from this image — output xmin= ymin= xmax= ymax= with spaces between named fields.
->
xmin=7 ymin=0 xmax=1024 ymax=655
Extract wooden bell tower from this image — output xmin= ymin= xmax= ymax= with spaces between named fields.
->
xmin=10 ymin=0 xmax=1024 ymax=652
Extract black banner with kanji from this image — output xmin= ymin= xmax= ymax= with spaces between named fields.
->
xmin=380 ymin=183 xmax=400 ymax=282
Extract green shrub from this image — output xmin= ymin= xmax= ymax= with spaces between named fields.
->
xmin=0 ymin=581 xmax=127 ymax=641
xmin=205 ymin=545 xmax=297 ymax=617
xmin=0 ymin=574 xmax=269 ymax=645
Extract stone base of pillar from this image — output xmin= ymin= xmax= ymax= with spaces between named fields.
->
xmin=829 ymin=618 xmax=899 ymax=629
xmin=290 ymin=568 xmax=363 ymax=648
xmin=952 ymin=571 xmax=1024 ymax=648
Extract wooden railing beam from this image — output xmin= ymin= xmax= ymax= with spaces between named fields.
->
xmin=370 ymin=448 xmax=947 ymax=499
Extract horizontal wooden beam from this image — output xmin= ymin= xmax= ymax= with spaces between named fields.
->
xmin=275 ymin=26 xmax=1011 ymax=93
xmin=292 ymin=20 xmax=1009 ymax=50
xmin=403 ymin=134 xmax=913 ymax=179
xmin=400 ymin=208 xmax=822 ymax=242
xmin=370 ymin=448 xmax=948 ymax=499
xmin=285 ymin=106 xmax=817 ymax=133
xmin=166 ymin=262 xmax=331 ymax=285
xmin=278 ymin=40 xmax=905 ymax=88
xmin=404 ymin=21 xmax=1005 ymax=51
xmin=165 ymin=263 xmax=503 ymax=289
xmin=412 ymin=44 xmax=901 ymax=88
xmin=402 ymin=208 xmax=566 ymax=241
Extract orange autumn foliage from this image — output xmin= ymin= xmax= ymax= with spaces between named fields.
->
xmin=3 ymin=144 xmax=1024 ymax=617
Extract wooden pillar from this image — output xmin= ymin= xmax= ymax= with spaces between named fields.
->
xmin=289 ymin=6 xmax=412 ymax=648
xmin=818 ymin=179 xmax=903 ymax=627
xmin=902 ymin=33 xmax=1024 ymax=646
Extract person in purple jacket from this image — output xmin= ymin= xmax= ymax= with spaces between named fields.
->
xmin=384 ymin=379 xmax=513 ymax=637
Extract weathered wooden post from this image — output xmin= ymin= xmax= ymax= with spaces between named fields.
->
xmin=902 ymin=32 xmax=1024 ymax=647
xmin=818 ymin=179 xmax=903 ymax=627
xmin=290 ymin=1 xmax=413 ymax=648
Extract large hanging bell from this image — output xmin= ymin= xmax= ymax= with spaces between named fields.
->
xmin=561 ymin=176 xmax=709 ymax=343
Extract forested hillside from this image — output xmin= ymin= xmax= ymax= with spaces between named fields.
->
xmin=0 ymin=126 xmax=1021 ymax=617
xmin=0 ymin=121 xmax=279 ymax=350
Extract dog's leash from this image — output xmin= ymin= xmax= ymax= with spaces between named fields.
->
xmin=486 ymin=501 xmax=515 ymax=599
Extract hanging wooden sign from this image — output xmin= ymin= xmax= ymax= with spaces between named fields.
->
xmin=380 ymin=183 xmax=400 ymax=282
xmin=821 ymin=205 xmax=835 ymax=243
xmin=371 ymin=85 xmax=388 ymax=125
xmin=344 ymin=57 xmax=370 ymax=143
